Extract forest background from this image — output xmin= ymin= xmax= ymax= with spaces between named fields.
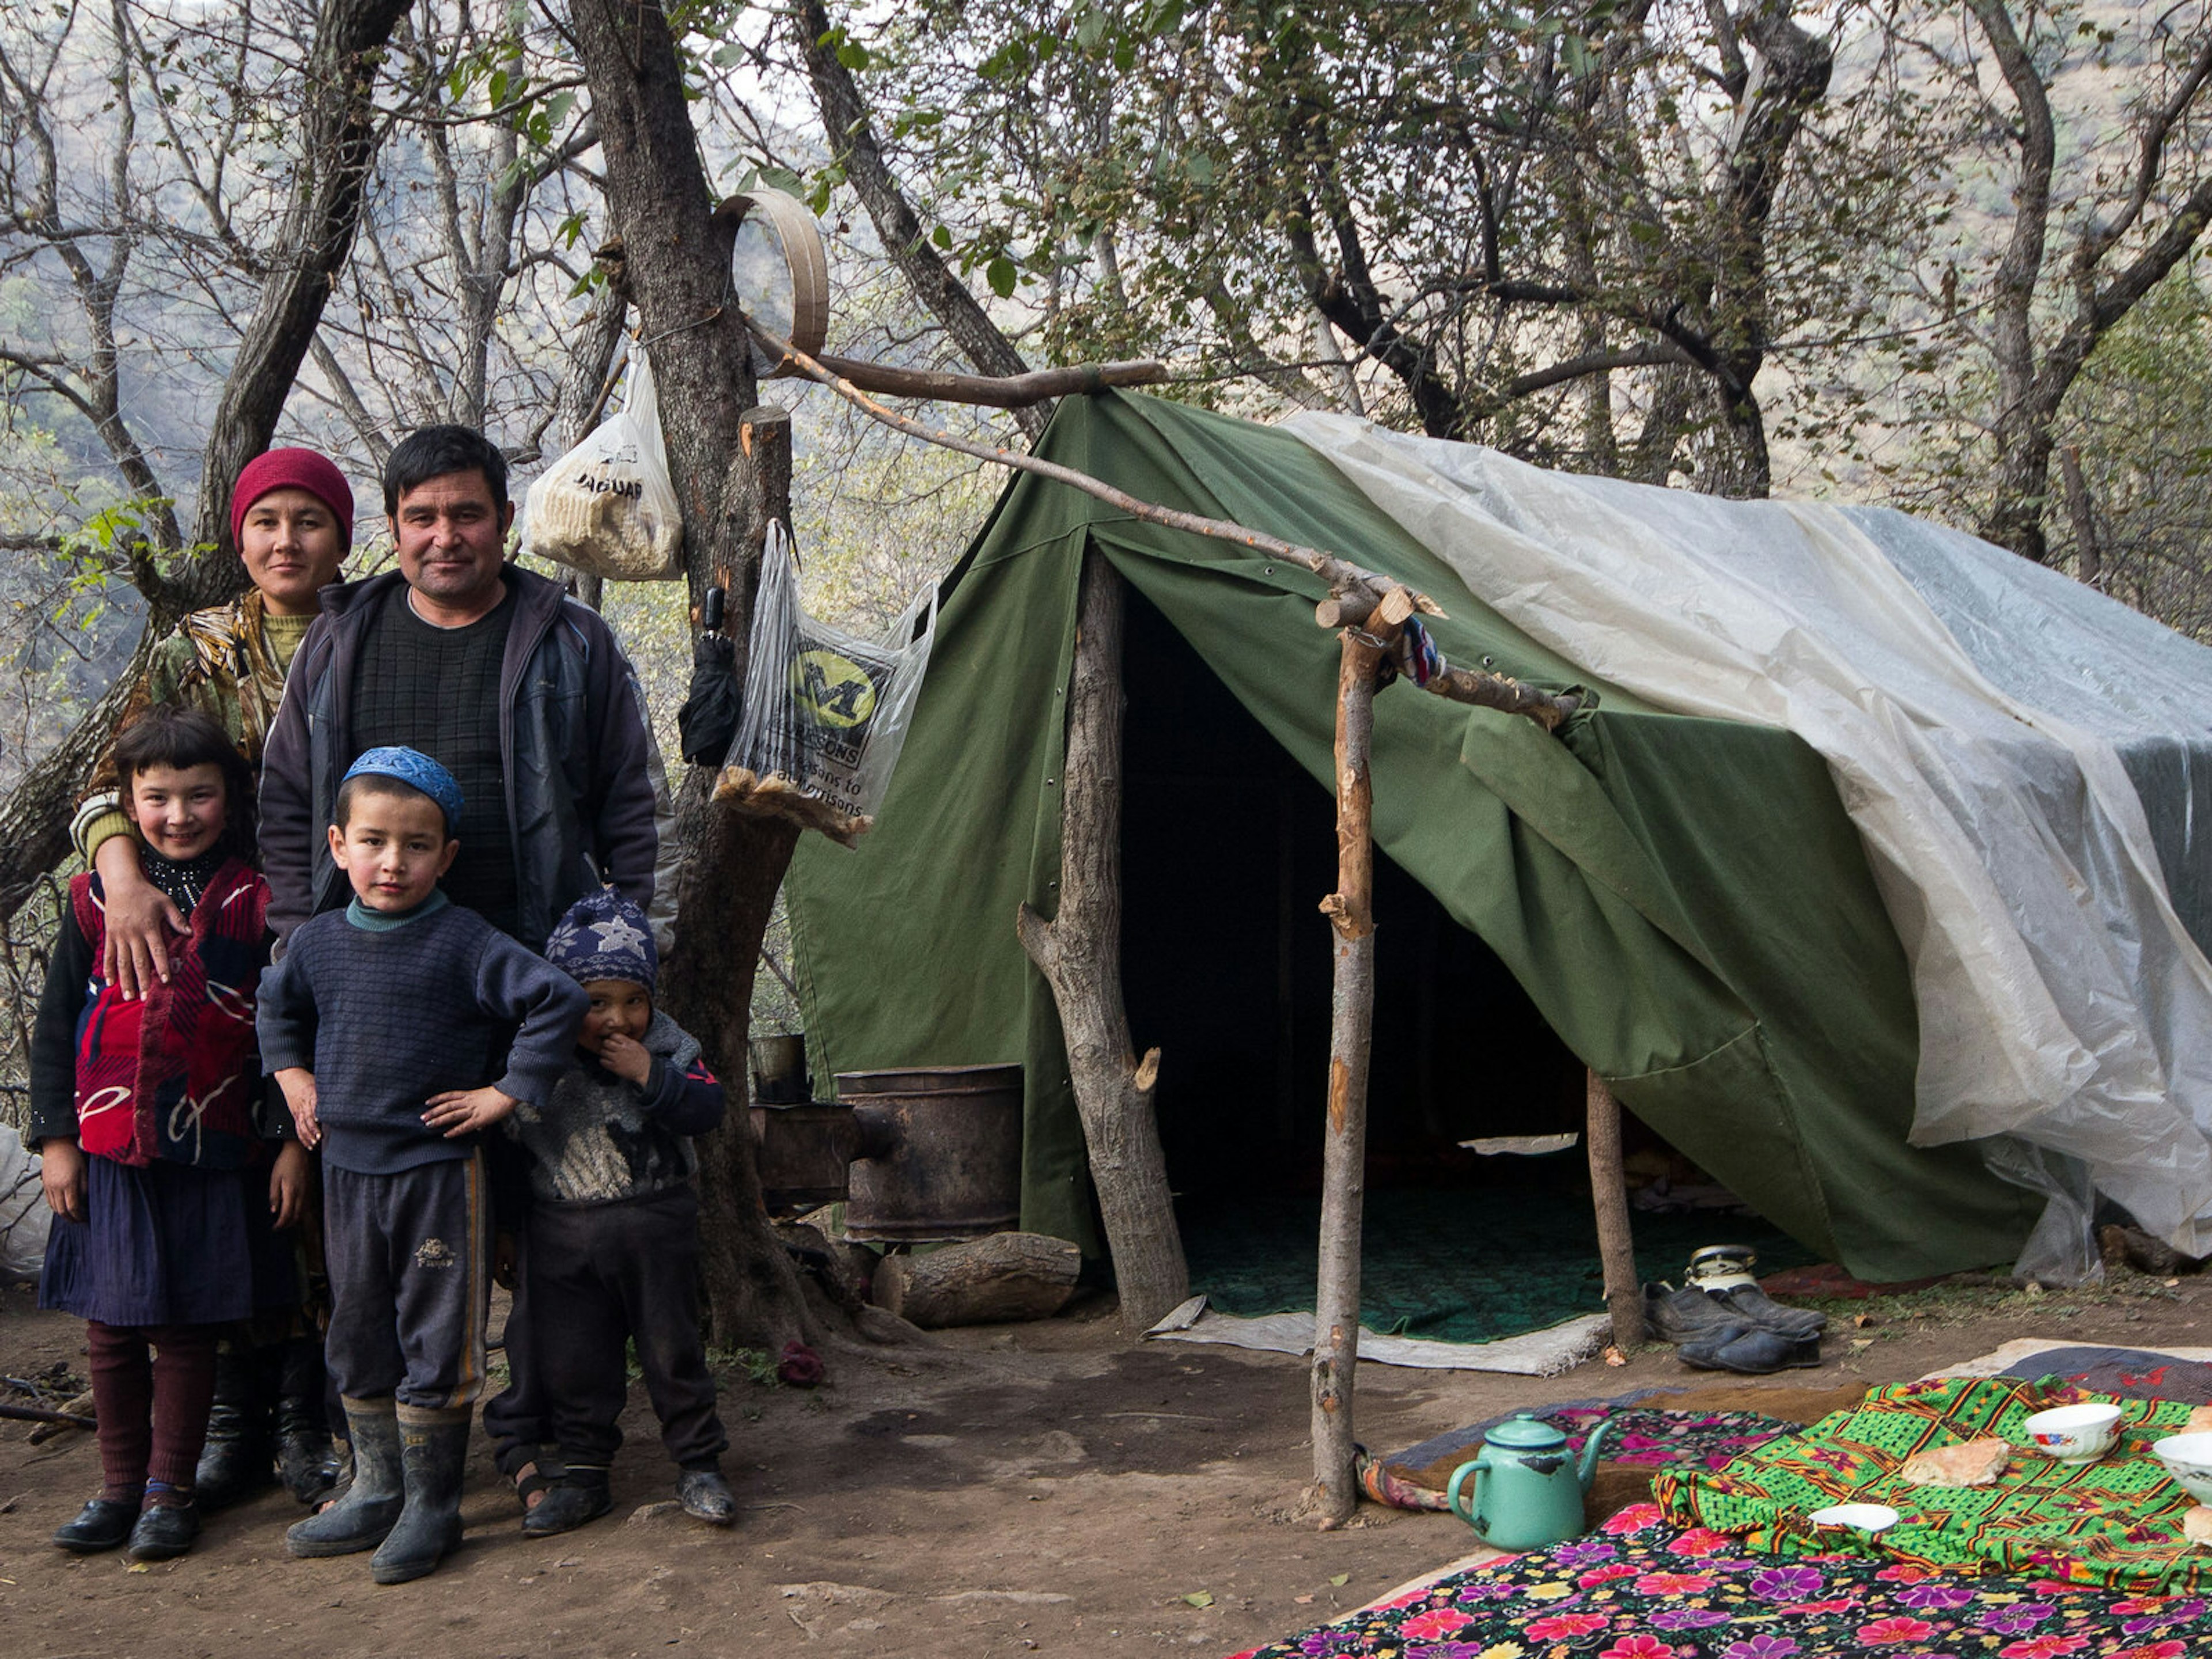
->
xmin=0 ymin=0 xmax=2207 ymax=1330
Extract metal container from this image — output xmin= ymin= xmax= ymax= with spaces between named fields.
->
xmin=750 ymin=1033 xmax=810 ymax=1105
xmin=749 ymin=1099 xmax=858 ymax=1214
xmin=836 ymin=1065 xmax=1024 ymax=1243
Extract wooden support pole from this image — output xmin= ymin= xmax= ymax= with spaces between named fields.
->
xmin=1017 ymin=553 xmax=1190 ymax=1332
xmin=812 ymin=351 xmax=1168 ymax=409
xmin=1309 ymin=624 xmax=1387 ymax=1529
xmin=1586 ymin=1069 xmax=1646 ymax=1350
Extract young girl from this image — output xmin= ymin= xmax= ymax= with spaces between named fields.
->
xmin=32 ymin=706 xmax=305 ymax=1560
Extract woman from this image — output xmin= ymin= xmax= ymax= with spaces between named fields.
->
xmin=69 ymin=446 xmax=354 ymax=1512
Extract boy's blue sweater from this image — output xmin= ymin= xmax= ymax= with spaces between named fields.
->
xmin=257 ymin=896 xmax=589 ymax=1175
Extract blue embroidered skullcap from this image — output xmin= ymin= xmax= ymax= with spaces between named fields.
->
xmin=546 ymin=888 xmax=658 ymax=990
xmin=342 ymin=746 xmax=463 ymax=834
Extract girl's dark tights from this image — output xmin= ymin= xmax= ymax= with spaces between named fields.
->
xmin=87 ymin=1321 xmax=219 ymax=1505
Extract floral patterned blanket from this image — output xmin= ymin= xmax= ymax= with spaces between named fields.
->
xmin=1654 ymin=1376 xmax=2208 ymax=1593
xmin=1226 ymin=1502 xmax=2212 ymax=1658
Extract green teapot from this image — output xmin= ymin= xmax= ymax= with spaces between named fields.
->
xmin=1445 ymin=1412 xmax=1618 ymax=1550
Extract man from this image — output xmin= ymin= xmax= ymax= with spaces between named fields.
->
xmin=259 ymin=425 xmax=677 ymax=952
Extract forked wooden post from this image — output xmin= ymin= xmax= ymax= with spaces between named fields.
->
xmin=1309 ymin=623 xmax=1388 ymax=1528
xmin=1016 ymin=553 xmax=1190 ymax=1331
xmin=1586 ymin=1069 xmax=1646 ymax=1349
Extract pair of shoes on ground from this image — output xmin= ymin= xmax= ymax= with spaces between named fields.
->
xmin=1677 ymin=1322 xmax=1823 ymax=1374
xmin=1642 ymin=1278 xmax=1825 ymax=1375
xmin=52 ymin=1493 xmax=200 ymax=1560
xmin=1642 ymin=1279 xmax=1825 ymax=1343
xmin=520 ymin=1464 xmax=738 ymax=1537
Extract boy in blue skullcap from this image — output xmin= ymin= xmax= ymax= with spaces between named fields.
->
xmin=482 ymin=888 xmax=733 ymax=1536
xmin=257 ymin=746 xmax=588 ymax=1584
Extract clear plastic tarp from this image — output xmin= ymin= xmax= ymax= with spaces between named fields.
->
xmin=1289 ymin=412 xmax=2212 ymax=1266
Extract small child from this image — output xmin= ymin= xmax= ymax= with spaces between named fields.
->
xmin=484 ymin=889 xmax=734 ymax=1536
xmin=32 ymin=706 xmax=305 ymax=1562
xmin=256 ymin=747 xmax=586 ymax=1584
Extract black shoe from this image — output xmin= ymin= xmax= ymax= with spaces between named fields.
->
xmin=522 ymin=1468 xmax=613 ymax=1539
xmin=1678 ymin=1322 xmax=1822 ymax=1374
xmin=52 ymin=1497 xmax=138 ymax=1554
xmin=370 ymin=1412 xmax=471 ymax=1584
xmin=288 ymin=1399 xmax=403 ymax=1558
xmin=1703 ymin=1282 xmax=1827 ymax=1339
xmin=677 ymin=1468 xmax=736 ymax=1527
xmin=126 ymin=1499 xmax=202 ymax=1562
xmin=1641 ymin=1282 xmax=1743 ymax=1344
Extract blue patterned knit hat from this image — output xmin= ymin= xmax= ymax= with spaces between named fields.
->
xmin=546 ymin=888 xmax=658 ymax=990
xmin=342 ymin=745 xmax=463 ymax=834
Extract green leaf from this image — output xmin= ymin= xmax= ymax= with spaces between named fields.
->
xmin=1075 ymin=7 xmax=1107 ymax=50
xmin=1328 ymin=1574 xmax=1349 ymax=1587
xmin=1181 ymin=1591 xmax=1214 ymax=1608
xmin=986 ymin=255 xmax=1018 ymax=298
xmin=836 ymin=38 xmax=872 ymax=71
xmin=931 ymin=225 xmax=953 ymax=250
xmin=488 ymin=67 xmax=509 ymax=107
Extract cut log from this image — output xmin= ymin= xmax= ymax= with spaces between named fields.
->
xmin=869 ymin=1232 xmax=1082 ymax=1329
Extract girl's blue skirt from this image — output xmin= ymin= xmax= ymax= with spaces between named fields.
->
xmin=40 ymin=1155 xmax=297 ymax=1327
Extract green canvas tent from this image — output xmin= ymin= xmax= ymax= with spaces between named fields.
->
xmin=786 ymin=391 xmax=2041 ymax=1283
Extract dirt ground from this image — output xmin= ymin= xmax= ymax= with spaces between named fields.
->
xmin=3 ymin=1270 xmax=2211 ymax=1659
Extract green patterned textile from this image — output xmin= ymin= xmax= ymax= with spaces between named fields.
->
xmin=1656 ymin=1376 xmax=2210 ymax=1593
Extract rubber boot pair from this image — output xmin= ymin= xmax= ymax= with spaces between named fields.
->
xmin=286 ymin=1397 xmax=469 ymax=1583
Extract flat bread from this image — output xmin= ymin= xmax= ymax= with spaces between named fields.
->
xmin=1898 ymin=1438 xmax=2010 ymax=1487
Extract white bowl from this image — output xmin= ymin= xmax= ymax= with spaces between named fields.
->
xmin=2022 ymin=1403 xmax=2124 ymax=1463
xmin=2155 ymin=1431 xmax=2212 ymax=1502
xmin=1808 ymin=1502 xmax=1899 ymax=1532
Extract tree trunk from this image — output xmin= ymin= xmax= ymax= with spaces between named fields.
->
xmin=1585 ymin=1070 xmax=1645 ymax=1350
xmin=567 ymin=0 xmax=814 ymax=1351
xmin=1015 ymin=555 xmax=1188 ymax=1332
xmin=1309 ymin=626 xmax=1384 ymax=1529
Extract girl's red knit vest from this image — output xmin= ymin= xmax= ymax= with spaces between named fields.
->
xmin=70 ymin=858 xmax=270 ymax=1170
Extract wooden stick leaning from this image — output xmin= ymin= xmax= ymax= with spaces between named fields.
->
xmin=752 ymin=324 xmax=1582 ymax=733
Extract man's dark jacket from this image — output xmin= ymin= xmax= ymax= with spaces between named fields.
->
xmin=259 ymin=564 xmax=676 ymax=950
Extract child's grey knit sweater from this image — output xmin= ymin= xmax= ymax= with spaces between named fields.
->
xmin=507 ymin=1009 xmax=725 ymax=1206
xmin=257 ymin=897 xmax=589 ymax=1175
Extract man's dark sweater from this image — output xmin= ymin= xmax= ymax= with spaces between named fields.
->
xmin=257 ymin=893 xmax=589 ymax=1175
xmin=351 ymin=583 xmax=521 ymax=937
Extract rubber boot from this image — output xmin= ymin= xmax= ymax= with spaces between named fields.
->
xmin=194 ymin=1340 xmax=276 ymax=1512
xmin=286 ymin=1397 xmax=403 ymax=1558
xmin=275 ymin=1336 xmax=340 ymax=1505
xmin=370 ymin=1406 xmax=471 ymax=1585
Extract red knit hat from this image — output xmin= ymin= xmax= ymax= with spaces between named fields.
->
xmin=229 ymin=448 xmax=354 ymax=550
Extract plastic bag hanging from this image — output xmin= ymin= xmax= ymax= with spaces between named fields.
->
xmin=521 ymin=346 xmax=684 ymax=580
xmin=715 ymin=522 xmax=937 ymax=844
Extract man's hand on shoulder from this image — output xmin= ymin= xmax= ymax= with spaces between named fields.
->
xmin=422 ymin=1086 xmax=521 ymax=1138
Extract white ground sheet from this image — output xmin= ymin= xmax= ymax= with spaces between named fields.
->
xmin=1288 ymin=413 xmax=2212 ymax=1259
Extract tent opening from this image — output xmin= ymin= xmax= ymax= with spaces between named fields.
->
xmin=1114 ymin=582 xmax=1812 ymax=1336
xmin=1119 ymin=576 xmax=1589 ymax=1195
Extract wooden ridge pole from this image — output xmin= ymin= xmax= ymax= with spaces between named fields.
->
xmin=1309 ymin=622 xmax=1388 ymax=1528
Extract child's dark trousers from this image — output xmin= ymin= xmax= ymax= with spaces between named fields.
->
xmin=512 ymin=1184 xmax=726 ymax=1468
xmin=321 ymin=1151 xmax=490 ymax=1411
